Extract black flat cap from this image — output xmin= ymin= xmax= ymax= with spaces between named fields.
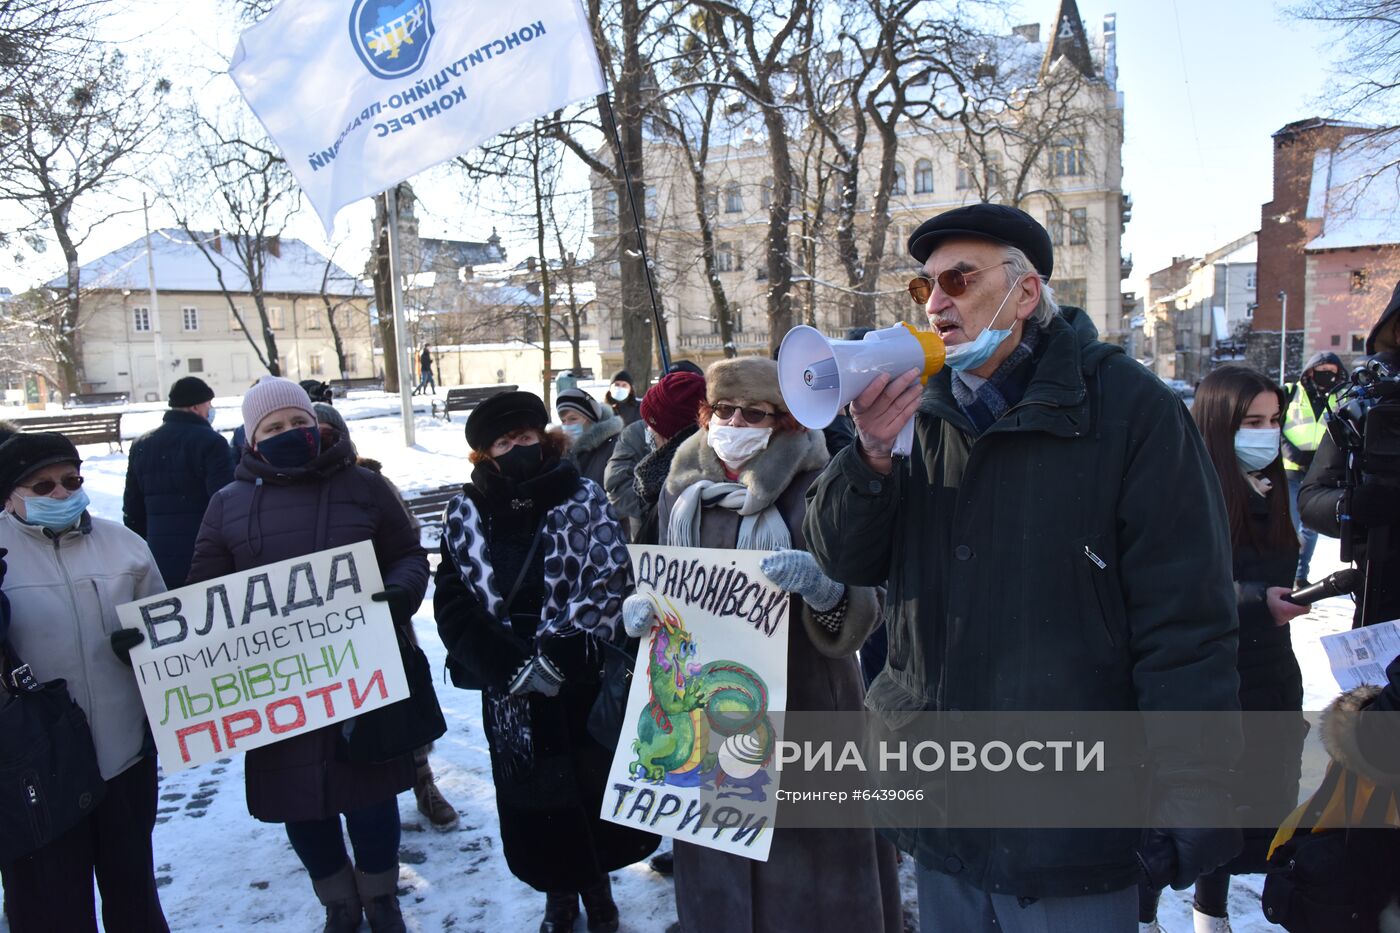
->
xmin=169 ymin=376 xmax=214 ymax=408
xmin=465 ymin=391 xmax=548 ymax=452
xmin=908 ymin=203 xmax=1054 ymax=281
xmin=0 ymin=432 xmax=81 ymax=501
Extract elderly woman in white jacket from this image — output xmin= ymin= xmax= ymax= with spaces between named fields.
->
xmin=0 ymin=432 xmax=169 ymax=933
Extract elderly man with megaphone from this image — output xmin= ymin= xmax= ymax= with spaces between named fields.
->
xmin=798 ymin=204 xmax=1245 ymax=932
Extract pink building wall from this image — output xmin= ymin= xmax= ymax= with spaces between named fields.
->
xmin=1303 ymin=245 xmax=1400 ymax=361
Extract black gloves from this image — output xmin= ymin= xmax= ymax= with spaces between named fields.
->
xmin=507 ymin=654 xmax=565 ymax=697
xmin=1136 ymin=785 xmax=1242 ymax=890
xmin=371 ymin=584 xmax=416 ymax=627
xmin=1349 ymin=483 xmax=1400 ymax=528
xmin=110 ymin=628 xmax=145 ymax=667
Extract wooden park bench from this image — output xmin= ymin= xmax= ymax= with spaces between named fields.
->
xmin=328 ymin=377 xmax=384 ymax=397
xmin=402 ymin=483 xmax=462 ymax=540
xmin=64 ymin=391 xmax=129 ymax=408
xmin=11 ymin=411 xmax=125 ymax=452
xmin=431 ymin=384 xmax=518 ymax=421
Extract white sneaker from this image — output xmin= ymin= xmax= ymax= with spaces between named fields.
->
xmin=1193 ymin=909 xmax=1232 ymax=933
xmin=1139 ymin=921 xmax=1166 ymax=933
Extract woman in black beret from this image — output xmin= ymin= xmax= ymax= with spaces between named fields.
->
xmin=435 ymin=391 xmax=656 ymax=933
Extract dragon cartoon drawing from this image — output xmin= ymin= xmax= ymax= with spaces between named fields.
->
xmin=628 ymin=598 xmax=775 ymax=798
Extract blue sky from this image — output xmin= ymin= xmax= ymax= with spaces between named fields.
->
xmin=5 ymin=0 xmax=1347 ymax=302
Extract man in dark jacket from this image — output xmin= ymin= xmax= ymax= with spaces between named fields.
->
xmin=1299 ymin=282 xmax=1400 ymax=627
xmin=123 ymin=376 xmax=232 ymax=587
xmin=804 ymin=204 xmax=1242 ymax=930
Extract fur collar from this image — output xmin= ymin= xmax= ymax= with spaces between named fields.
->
xmin=666 ymin=427 xmax=828 ymax=513
xmin=1321 ymin=684 xmax=1400 ymax=788
xmin=572 ymin=415 xmax=624 ymax=456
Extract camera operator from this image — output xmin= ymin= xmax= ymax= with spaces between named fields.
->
xmin=1297 ymin=282 xmax=1400 ymax=627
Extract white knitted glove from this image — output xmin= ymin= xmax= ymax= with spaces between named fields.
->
xmin=759 ymin=550 xmax=845 ymax=612
xmin=622 ymin=593 xmax=660 ymax=638
xmin=507 ymin=654 xmax=564 ymax=697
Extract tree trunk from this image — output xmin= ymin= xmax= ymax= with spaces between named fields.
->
xmin=372 ymin=193 xmax=400 ymax=393
xmin=57 ymin=245 xmax=81 ymax=396
xmin=761 ymin=103 xmax=795 ymax=355
xmin=532 ymin=125 xmax=554 ymax=408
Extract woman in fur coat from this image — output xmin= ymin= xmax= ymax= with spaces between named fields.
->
xmin=637 ymin=357 xmax=903 ymax=933
xmin=434 ymin=391 xmax=657 ymax=933
xmin=555 ymin=388 xmax=624 ymax=488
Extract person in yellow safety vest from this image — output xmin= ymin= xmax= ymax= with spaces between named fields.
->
xmin=1282 ymin=351 xmax=1344 ymax=588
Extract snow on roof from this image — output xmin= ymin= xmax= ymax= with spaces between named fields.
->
xmin=1306 ymin=132 xmax=1400 ymax=251
xmin=46 ymin=229 xmax=367 ymax=297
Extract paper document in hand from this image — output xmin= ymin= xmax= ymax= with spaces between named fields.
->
xmin=1321 ymin=619 xmax=1400 ymax=691
xmin=230 ymin=0 xmax=606 ymax=234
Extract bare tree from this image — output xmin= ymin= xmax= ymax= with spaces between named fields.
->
xmin=0 ymin=49 xmax=168 ymax=394
xmin=166 ymin=103 xmax=301 ymax=376
xmin=369 ymin=190 xmax=403 ymax=392
xmin=318 ymin=251 xmax=357 ymax=379
xmin=1292 ymin=0 xmax=1400 ymax=123
xmin=691 ymin=0 xmax=813 ymax=356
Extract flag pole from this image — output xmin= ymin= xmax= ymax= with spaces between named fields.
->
xmin=599 ymin=92 xmax=671 ymax=374
xmin=385 ymin=186 xmax=416 ymax=446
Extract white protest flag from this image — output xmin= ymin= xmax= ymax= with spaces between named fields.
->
xmin=230 ymin=0 xmax=606 ymax=234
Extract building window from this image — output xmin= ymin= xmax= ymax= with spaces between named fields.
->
xmin=1056 ymin=278 xmax=1087 ymax=309
xmin=268 ymin=306 xmax=284 ymax=329
xmin=724 ymin=182 xmax=742 ymax=213
xmin=1350 ymin=269 xmax=1369 ymax=292
xmin=309 ymin=353 xmax=323 ymax=375
xmin=1069 ymin=208 xmax=1088 ymax=245
xmin=645 ymin=185 xmax=657 ymax=220
xmin=181 ymin=306 xmax=199 ymax=331
xmin=891 ymin=163 xmax=906 ymax=196
xmin=1051 ymin=137 xmax=1086 ymax=176
xmin=1245 ymin=270 xmax=1258 ymax=289
xmin=1047 ymin=210 xmax=1064 ymax=246
xmin=1331 ymin=334 xmax=1341 ymax=347
xmin=956 ymin=154 xmax=973 ymax=190
xmin=188 ymin=357 xmax=203 ymax=373
xmin=307 ymin=307 xmax=321 ymax=329
xmin=704 ymin=188 xmax=718 ymax=218
xmin=345 ymin=352 xmax=357 ymax=373
xmin=715 ymin=242 xmax=735 ymax=273
xmin=133 ymin=306 xmax=150 ymax=332
xmin=759 ymin=177 xmax=774 ymax=209
xmin=914 ymin=159 xmax=934 ymax=194
xmin=230 ymin=309 xmax=244 ymax=331
xmin=603 ymin=190 xmax=619 ymax=222
xmin=1352 ymin=333 xmax=1367 ymax=353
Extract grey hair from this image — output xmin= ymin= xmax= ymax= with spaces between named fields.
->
xmin=1002 ymin=246 xmax=1059 ymax=326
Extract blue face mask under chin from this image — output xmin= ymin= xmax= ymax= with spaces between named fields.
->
xmin=943 ymin=279 xmax=1022 ymax=373
xmin=20 ymin=487 xmax=90 ymax=532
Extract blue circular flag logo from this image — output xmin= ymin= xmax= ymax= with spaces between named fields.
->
xmin=350 ymin=0 xmax=436 ymax=80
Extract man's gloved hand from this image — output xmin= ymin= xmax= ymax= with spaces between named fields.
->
xmin=507 ymin=654 xmax=564 ymax=697
xmin=1349 ymin=482 xmax=1400 ymax=528
xmin=371 ymin=584 xmax=415 ymax=626
xmin=1135 ymin=785 xmax=1242 ymax=890
xmin=623 ymin=594 xmax=660 ymax=638
xmin=110 ymin=628 xmax=146 ymax=667
xmin=760 ymin=550 xmax=844 ymax=612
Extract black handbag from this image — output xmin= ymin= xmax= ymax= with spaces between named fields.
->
xmin=0 ymin=594 xmax=107 ymax=864
xmin=345 ymin=623 xmax=448 ymax=763
xmin=587 ymin=636 xmax=638 ymax=750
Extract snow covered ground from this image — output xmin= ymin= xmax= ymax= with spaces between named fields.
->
xmin=0 ymin=397 xmax=1364 ymax=931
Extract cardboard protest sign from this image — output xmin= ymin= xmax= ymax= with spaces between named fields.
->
xmin=118 ymin=541 xmax=408 ymax=771
xmin=601 ymin=545 xmax=790 ymax=862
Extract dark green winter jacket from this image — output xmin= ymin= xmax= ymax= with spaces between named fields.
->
xmin=803 ymin=308 xmax=1241 ymax=898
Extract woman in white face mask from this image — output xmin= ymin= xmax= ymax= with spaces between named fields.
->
xmin=1138 ymin=366 xmax=1310 ymax=933
xmin=644 ymin=356 xmax=902 ymax=933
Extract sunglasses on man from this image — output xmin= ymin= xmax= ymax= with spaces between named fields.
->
xmin=16 ymin=475 xmax=84 ymax=496
xmin=712 ymin=403 xmax=777 ymax=426
xmin=907 ymin=260 xmax=1014 ymax=304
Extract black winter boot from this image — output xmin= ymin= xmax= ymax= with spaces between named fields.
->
xmin=311 ymin=864 xmax=363 ymax=933
xmin=540 ymin=891 xmax=579 ymax=933
xmin=581 ymin=876 xmax=619 ymax=933
xmin=354 ymin=867 xmax=406 ymax=933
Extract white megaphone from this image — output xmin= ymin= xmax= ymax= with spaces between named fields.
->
xmin=778 ymin=322 xmax=945 ymax=456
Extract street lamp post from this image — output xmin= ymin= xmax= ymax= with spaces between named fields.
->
xmin=1277 ymin=290 xmax=1288 ymax=384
